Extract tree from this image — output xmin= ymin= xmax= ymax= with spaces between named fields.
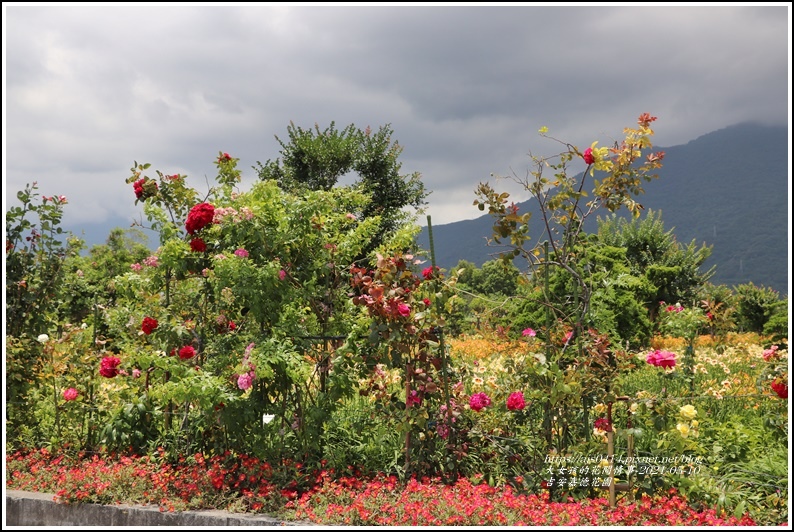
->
xmin=255 ymin=122 xmax=428 ymax=256
xmin=595 ymin=209 xmax=714 ymax=323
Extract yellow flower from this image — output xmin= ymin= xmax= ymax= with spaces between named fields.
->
xmin=691 ymin=420 xmax=699 ymax=429
xmin=599 ymin=458 xmax=610 ymax=469
xmin=629 ymin=403 xmax=639 ymax=414
xmin=472 ymin=376 xmax=484 ymax=388
xmin=679 ymin=405 xmax=697 ymax=420
xmin=593 ymin=403 xmax=607 ymax=415
xmin=676 ymin=422 xmax=690 ymax=438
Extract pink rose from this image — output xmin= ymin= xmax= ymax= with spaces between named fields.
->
xmin=63 ymin=387 xmax=79 ymax=401
xmin=469 ymin=392 xmax=492 ymax=412
xmin=646 ymin=349 xmax=676 ymax=368
xmin=406 ymin=390 xmax=422 ymax=407
xmin=178 ymin=346 xmax=196 ymax=360
xmin=234 ymin=248 xmax=249 ymax=258
xmin=582 ymin=148 xmax=595 ymax=165
xmin=522 ymin=328 xmax=536 ymax=337
xmin=237 ymin=371 xmax=254 ymax=390
xmin=279 ymin=269 xmax=287 ymax=281
xmin=506 ymin=391 xmax=526 ymax=411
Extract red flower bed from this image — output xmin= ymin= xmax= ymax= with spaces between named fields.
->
xmin=5 ymin=449 xmax=760 ymax=526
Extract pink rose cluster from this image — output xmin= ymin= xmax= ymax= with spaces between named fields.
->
xmin=646 ymin=349 xmax=676 ymax=368
xmin=469 ymin=392 xmax=492 ymax=412
xmin=762 ymin=345 xmax=780 ymax=361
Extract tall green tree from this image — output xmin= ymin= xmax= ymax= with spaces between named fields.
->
xmin=596 ymin=209 xmax=714 ymax=322
xmin=255 ymin=122 xmax=428 ymax=256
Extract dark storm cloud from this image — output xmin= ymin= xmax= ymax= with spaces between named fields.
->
xmin=4 ymin=4 xmax=789 ymax=230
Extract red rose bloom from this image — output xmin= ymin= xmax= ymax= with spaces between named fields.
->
xmin=594 ymin=417 xmax=612 ymax=432
xmin=133 ymin=179 xmax=145 ymax=200
xmin=185 ymin=203 xmax=215 ymax=235
xmin=771 ymin=380 xmax=787 ymax=399
xmin=133 ymin=178 xmax=158 ymax=200
xmin=422 ymin=266 xmax=439 ymax=280
xmin=190 ymin=238 xmax=207 ymax=253
xmin=583 ymin=148 xmax=595 ymax=165
xmin=178 ymin=346 xmax=196 ymax=360
xmin=99 ymin=356 xmax=121 ymax=378
xmin=141 ymin=316 xmax=158 ymax=335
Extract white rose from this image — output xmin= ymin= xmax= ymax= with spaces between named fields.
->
xmin=37 ymin=334 xmax=49 ymax=343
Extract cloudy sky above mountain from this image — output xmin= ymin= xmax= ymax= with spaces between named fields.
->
xmin=3 ymin=4 xmax=791 ymax=236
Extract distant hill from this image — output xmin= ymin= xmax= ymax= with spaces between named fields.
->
xmin=417 ymin=123 xmax=790 ymax=297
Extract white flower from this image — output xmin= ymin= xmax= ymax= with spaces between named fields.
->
xmin=262 ymin=414 xmax=275 ymax=426
xmin=37 ymin=334 xmax=49 ymax=344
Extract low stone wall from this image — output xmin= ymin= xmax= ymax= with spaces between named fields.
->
xmin=5 ymin=489 xmax=313 ymax=527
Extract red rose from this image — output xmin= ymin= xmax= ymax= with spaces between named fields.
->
xmin=190 ymin=238 xmax=207 ymax=253
xmin=771 ymin=380 xmax=787 ymax=399
xmin=178 ymin=346 xmax=196 ymax=360
xmin=583 ymin=148 xmax=595 ymax=165
xmin=422 ymin=266 xmax=439 ymax=280
xmin=133 ymin=179 xmax=145 ymax=200
xmin=185 ymin=203 xmax=215 ymax=235
xmin=141 ymin=316 xmax=158 ymax=335
xmin=594 ymin=417 xmax=612 ymax=432
xmin=133 ymin=178 xmax=158 ymax=200
xmin=99 ymin=356 xmax=121 ymax=378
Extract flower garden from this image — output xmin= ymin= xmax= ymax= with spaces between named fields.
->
xmin=5 ymin=117 xmax=789 ymax=526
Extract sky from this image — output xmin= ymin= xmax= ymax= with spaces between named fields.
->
xmin=3 ymin=3 xmax=792 ymax=243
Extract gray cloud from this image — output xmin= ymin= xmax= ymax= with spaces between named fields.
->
xmin=4 ymin=5 xmax=789 ymax=231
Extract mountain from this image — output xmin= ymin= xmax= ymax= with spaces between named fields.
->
xmin=417 ymin=123 xmax=790 ymax=296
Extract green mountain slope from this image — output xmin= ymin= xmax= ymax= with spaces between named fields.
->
xmin=417 ymin=122 xmax=790 ymax=296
